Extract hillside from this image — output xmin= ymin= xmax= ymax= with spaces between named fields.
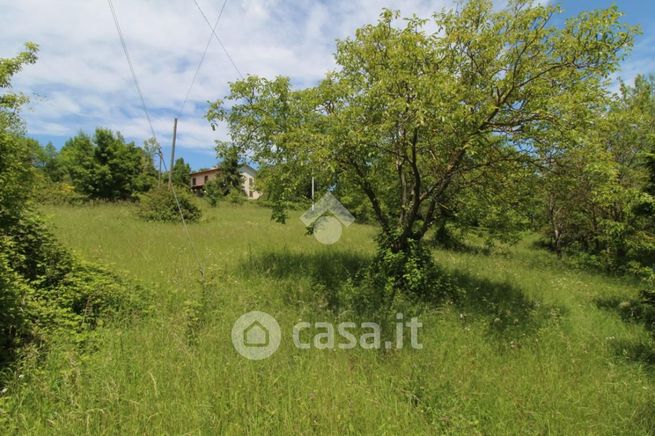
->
xmin=2 ymin=202 xmax=653 ymax=434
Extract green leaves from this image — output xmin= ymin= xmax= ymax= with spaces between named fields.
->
xmin=207 ymin=1 xmax=637 ymax=259
xmin=59 ymin=128 xmax=153 ymax=200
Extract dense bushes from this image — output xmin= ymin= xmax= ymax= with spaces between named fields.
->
xmin=136 ymin=186 xmax=201 ymax=223
xmin=0 ymin=44 xmax=150 ymax=370
xmin=57 ymin=129 xmax=157 ymax=200
xmin=33 ymin=178 xmax=87 ymax=206
xmin=0 ymin=212 xmax=151 ymax=367
xmin=537 ymin=77 xmax=655 ymax=282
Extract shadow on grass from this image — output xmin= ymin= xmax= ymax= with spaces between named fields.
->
xmin=595 ymin=294 xmax=655 ymax=367
xmin=240 ymin=248 xmax=370 ymax=308
xmin=445 ymin=269 xmax=565 ymax=343
xmin=241 ymin=248 xmax=559 ymax=342
xmin=610 ymin=339 xmax=655 ymax=366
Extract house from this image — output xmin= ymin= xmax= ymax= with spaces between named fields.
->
xmin=189 ymin=164 xmax=262 ymax=199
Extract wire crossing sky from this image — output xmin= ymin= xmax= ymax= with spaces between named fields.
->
xmin=1 ymin=0 xmax=653 ymax=170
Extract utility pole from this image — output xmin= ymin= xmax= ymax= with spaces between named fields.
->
xmin=168 ymin=117 xmax=178 ymax=188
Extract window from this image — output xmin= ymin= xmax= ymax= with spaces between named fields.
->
xmin=249 ymin=191 xmax=253 ymax=198
xmin=249 ymin=177 xmax=254 ymax=186
xmin=204 ymin=175 xmax=209 ymax=183
xmin=192 ymin=177 xmax=196 ymax=186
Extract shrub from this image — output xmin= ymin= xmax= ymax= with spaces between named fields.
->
xmin=0 ymin=211 xmax=151 ymax=367
xmin=227 ymin=190 xmax=245 ymax=205
xmin=0 ymin=250 xmax=32 ymax=365
xmin=204 ymin=178 xmax=222 ymax=207
xmin=338 ymin=236 xmax=453 ymax=322
xmin=137 ymin=186 xmax=201 ymax=223
xmin=33 ymin=180 xmax=87 ymax=206
xmin=639 ymin=290 xmax=655 ymax=338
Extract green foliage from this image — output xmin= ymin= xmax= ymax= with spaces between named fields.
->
xmin=226 ymin=190 xmax=245 ymax=205
xmin=0 ymin=42 xmax=37 ymax=134
xmin=339 ymin=236 xmax=449 ymax=320
xmin=208 ymin=0 xmax=636 ymax=295
xmin=33 ymin=180 xmax=88 ymax=206
xmin=540 ymin=76 xmax=655 ymax=278
xmin=203 ymin=146 xmax=246 ymax=206
xmin=59 ymin=129 xmax=154 ymax=200
xmin=136 ymin=186 xmax=201 ymax=223
xmin=204 ymin=182 xmax=246 ymax=207
xmin=0 ymin=43 xmax=150 ymax=369
xmin=0 ymin=211 xmax=151 ymax=367
xmin=170 ymin=157 xmax=191 ymax=188
xmin=0 ymin=250 xmax=31 ymax=365
xmin=215 ymin=144 xmax=245 ymax=195
xmin=642 ymin=290 xmax=655 ymax=337
xmin=600 ymin=289 xmax=655 ymax=340
xmin=204 ymin=178 xmax=222 ymax=207
xmin=33 ymin=142 xmax=65 ymax=182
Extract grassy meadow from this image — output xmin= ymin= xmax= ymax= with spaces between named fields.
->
xmin=2 ymin=202 xmax=654 ymax=434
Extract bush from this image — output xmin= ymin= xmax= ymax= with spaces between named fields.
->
xmin=204 ymin=178 xmax=222 ymax=207
xmin=0 ymin=211 xmax=151 ymax=367
xmin=338 ymin=236 xmax=452 ymax=322
xmin=639 ymin=290 xmax=655 ymax=338
xmin=227 ymin=190 xmax=245 ymax=205
xmin=137 ymin=186 xmax=201 ymax=223
xmin=33 ymin=180 xmax=87 ymax=206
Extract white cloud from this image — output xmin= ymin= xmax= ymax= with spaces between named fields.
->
xmin=0 ymin=0 xmax=644 ymax=159
xmin=0 ymin=0 xmax=456 ymax=152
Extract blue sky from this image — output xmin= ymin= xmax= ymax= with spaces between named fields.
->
xmin=1 ymin=0 xmax=653 ymax=171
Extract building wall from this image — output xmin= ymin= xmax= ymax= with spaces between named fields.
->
xmin=240 ymin=167 xmax=262 ymax=200
xmin=190 ymin=166 xmax=262 ymax=200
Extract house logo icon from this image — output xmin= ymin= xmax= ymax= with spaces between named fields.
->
xmin=243 ymin=320 xmax=269 ymax=347
xmin=231 ymin=311 xmax=281 ymax=360
xmin=300 ymin=192 xmax=355 ymax=245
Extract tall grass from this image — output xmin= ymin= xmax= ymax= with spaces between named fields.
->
xmin=1 ymin=202 xmax=653 ymax=434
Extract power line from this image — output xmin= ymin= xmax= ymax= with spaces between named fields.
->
xmin=107 ymin=0 xmax=157 ymax=141
xmin=107 ymin=0 xmax=206 ymax=279
xmin=178 ymin=0 xmax=229 ymax=119
xmin=192 ymin=0 xmax=245 ymax=79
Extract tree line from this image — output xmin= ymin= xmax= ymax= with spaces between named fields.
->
xmin=31 ymin=130 xmax=191 ymax=201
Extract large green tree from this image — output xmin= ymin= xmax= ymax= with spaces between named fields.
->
xmin=59 ymin=128 xmax=151 ymax=200
xmin=208 ymin=0 xmax=636 ymax=296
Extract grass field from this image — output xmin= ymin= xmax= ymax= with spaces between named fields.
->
xmin=2 ymin=202 xmax=654 ymax=434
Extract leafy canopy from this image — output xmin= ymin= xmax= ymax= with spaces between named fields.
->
xmin=208 ymin=0 xmax=636 ymax=256
xmin=59 ymin=128 xmax=155 ymax=200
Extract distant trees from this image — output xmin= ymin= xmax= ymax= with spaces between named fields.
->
xmin=57 ymin=129 xmax=155 ymax=200
xmin=33 ymin=141 xmax=65 ymax=182
xmin=204 ymin=145 xmax=245 ymax=207
xmin=539 ymin=76 xmax=655 ymax=278
xmin=170 ymin=157 xmax=191 ymax=188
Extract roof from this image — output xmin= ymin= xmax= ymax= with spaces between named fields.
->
xmin=190 ymin=164 xmax=257 ymax=177
xmin=189 ymin=167 xmax=219 ymax=177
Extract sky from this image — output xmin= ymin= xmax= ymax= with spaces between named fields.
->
xmin=1 ymin=0 xmax=654 ymax=171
